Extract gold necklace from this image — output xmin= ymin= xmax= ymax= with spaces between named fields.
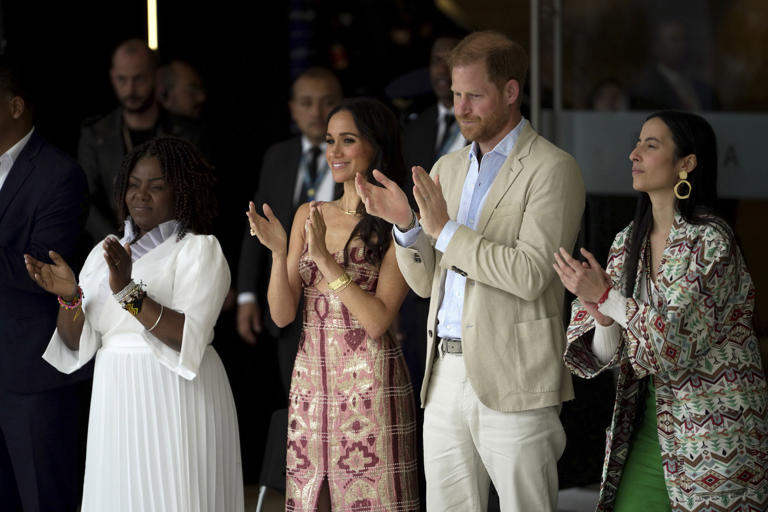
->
xmin=336 ymin=202 xmax=358 ymax=215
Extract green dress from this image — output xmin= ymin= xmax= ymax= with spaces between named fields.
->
xmin=613 ymin=377 xmax=671 ymax=511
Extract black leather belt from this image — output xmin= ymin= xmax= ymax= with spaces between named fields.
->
xmin=439 ymin=338 xmax=462 ymax=355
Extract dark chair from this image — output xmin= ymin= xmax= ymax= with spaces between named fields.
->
xmin=255 ymin=408 xmax=289 ymax=512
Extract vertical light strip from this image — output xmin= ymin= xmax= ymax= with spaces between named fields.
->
xmin=147 ymin=0 xmax=158 ymax=49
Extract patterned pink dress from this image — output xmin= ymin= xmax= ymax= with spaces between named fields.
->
xmin=286 ymin=242 xmax=419 ymax=511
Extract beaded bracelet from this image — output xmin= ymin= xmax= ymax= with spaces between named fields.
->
xmin=113 ymin=280 xmax=138 ymax=303
xmin=58 ymin=286 xmax=84 ymax=310
xmin=113 ymin=280 xmax=147 ymax=316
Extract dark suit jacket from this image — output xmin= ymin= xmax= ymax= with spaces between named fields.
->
xmin=0 ymin=130 xmax=89 ymax=393
xmin=237 ymin=136 xmax=303 ymax=337
xmin=78 ymin=107 xmax=209 ymax=242
xmin=403 ymin=104 xmax=438 ymax=172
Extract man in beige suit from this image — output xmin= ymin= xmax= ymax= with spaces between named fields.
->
xmin=357 ymin=31 xmax=585 ymax=511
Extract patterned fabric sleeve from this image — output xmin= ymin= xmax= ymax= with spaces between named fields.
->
xmin=623 ymin=227 xmax=741 ymax=379
xmin=563 ymin=228 xmax=629 ymax=378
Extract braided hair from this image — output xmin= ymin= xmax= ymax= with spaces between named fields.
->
xmin=113 ymin=137 xmax=217 ymax=240
xmin=327 ymin=98 xmax=407 ymax=266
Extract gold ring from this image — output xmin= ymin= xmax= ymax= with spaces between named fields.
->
xmin=249 ymin=227 xmax=257 ymax=236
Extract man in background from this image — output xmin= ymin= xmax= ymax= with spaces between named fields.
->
xmin=236 ymin=67 xmax=342 ymax=398
xmin=0 ymin=55 xmax=88 ymax=512
xmin=156 ymin=59 xmax=207 ymax=119
xmin=403 ymin=36 xmax=464 ymax=171
xmin=79 ymin=39 xmax=207 ymax=242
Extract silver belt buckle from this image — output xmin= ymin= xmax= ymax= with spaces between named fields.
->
xmin=439 ymin=338 xmax=462 ymax=357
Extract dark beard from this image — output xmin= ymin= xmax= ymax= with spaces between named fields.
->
xmin=121 ymin=92 xmax=156 ymax=114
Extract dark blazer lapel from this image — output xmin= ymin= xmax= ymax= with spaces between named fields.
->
xmin=284 ymin=137 xmax=303 ymax=208
xmin=476 ymin=123 xmax=534 ymax=234
xmin=0 ymin=130 xmax=42 ymax=223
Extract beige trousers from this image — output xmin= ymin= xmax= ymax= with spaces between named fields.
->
xmin=423 ymin=353 xmax=566 ymax=511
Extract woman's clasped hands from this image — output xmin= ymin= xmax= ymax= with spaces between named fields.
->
xmin=553 ymin=247 xmax=614 ymax=327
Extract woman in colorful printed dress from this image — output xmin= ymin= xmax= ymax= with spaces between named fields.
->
xmin=553 ymin=111 xmax=768 ymax=511
xmin=247 ymin=98 xmax=419 ymax=512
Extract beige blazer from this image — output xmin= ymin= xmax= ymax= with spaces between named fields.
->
xmin=396 ymin=123 xmax=585 ymax=412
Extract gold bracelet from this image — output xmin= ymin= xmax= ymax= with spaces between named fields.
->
xmin=327 ymin=272 xmax=352 ymax=292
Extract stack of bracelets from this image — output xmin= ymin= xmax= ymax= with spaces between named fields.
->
xmin=113 ymin=280 xmax=146 ymax=316
xmin=58 ymin=286 xmax=84 ymax=319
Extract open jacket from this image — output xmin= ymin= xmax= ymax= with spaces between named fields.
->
xmin=564 ymin=213 xmax=768 ymax=511
xmin=396 ymin=122 xmax=585 ymax=412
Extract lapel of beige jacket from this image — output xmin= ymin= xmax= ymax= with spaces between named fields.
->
xmin=475 ymin=122 xmax=535 ymax=234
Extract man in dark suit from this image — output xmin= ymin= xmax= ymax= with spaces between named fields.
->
xmin=0 ymin=57 xmax=88 ymax=512
xmin=79 ymin=39 xmax=207 ymax=243
xmin=236 ymin=67 xmax=342 ymax=397
xmin=403 ymin=36 xmax=463 ymax=173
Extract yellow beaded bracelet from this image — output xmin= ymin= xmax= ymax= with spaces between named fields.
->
xmin=327 ymin=272 xmax=352 ymax=292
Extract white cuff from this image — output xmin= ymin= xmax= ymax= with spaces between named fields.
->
xmin=598 ymin=288 xmax=628 ymax=329
xmin=592 ymin=322 xmax=621 ymax=364
xmin=393 ymin=224 xmax=422 ymax=247
xmin=237 ymin=292 xmax=256 ymax=305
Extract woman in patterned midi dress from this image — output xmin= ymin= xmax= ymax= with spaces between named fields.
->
xmin=553 ymin=111 xmax=768 ymax=511
xmin=248 ymin=98 xmax=419 ymax=512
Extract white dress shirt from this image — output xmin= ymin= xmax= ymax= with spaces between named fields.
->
xmin=0 ymin=127 xmax=34 ymax=192
xmin=395 ymin=118 xmax=527 ymax=339
xmin=292 ymin=136 xmax=334 ymax=205
xmin=238 ymin=135 xmax=335 ymax=306
xmin=435 ymin=103 xmax=466 ymax=156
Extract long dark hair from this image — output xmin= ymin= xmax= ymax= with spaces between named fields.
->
xmin=114 ymin=137 xmax=217 ymax=240
xmin=623 ymin=111 xmax=733 ymax=297
xmin=328 ymin=98 xmax=407 ymax=265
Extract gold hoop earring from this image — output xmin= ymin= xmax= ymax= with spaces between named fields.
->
xmin=674 ymin=170 xmax=691 ymax=200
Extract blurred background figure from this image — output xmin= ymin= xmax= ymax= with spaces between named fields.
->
xmin=156 ymin=59 xmax=207 ymax=119
xmin=79 ymin=39 xmax=208 ymax=244
xmin=402 ymin=36 xmax=464 ymax=172
xmin=588 ymin=78 xmax=629 ymax=111
xmin=630 ymin=17 xmax=720 ymax=111
xmin=236 ymin=67 xmax=342 ymax=400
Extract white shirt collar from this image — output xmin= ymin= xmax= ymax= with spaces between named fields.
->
xmin=301 ymin=135 xmax=327 ymax=154
xmin=0 ymin=127 xmax=34 ymax=192
xmin=469 ymin=117 xmax=527 ymax=161
xmin=119 ymin=218 xmax=181 ymax=262
xmin=2 ymin=127 xmax=35 ymax=165
xmin=436 ymin=102 xmax=454 ymax=121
